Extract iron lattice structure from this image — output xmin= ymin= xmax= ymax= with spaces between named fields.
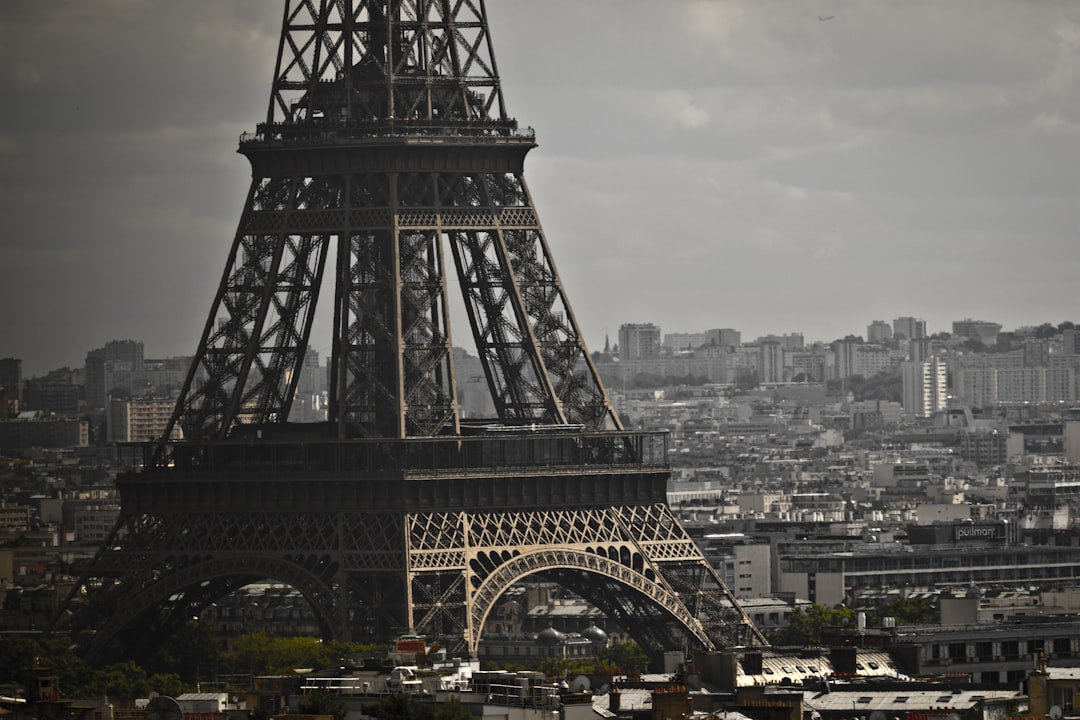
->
xmin=57 ymin=0 xmax=766 ymax=663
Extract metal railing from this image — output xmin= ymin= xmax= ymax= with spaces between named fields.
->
xmin=239 ymin=118 xmax=535 ymax=147
xmin=120 ymin=430 xmax=668 ymax=478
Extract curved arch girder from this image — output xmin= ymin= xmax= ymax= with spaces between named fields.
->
xmin=466 ymin=548 xmax=713 ymax=655
xmin=84 ymin=556 xmax=340 ymax=660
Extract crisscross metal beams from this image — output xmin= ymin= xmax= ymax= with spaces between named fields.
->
xmin=62 ymin=0 xmax=765 ymax=667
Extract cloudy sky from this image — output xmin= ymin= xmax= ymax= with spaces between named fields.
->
xmin=1 ymin=1 xmax=1077 ymax=376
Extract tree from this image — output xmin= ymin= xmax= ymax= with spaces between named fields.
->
xmin=961 ymin=338 xmax=985 ymax=353
xmin=230 ymin=632 xmax=274 ymax=675
xmin=631 ymin=372 xmax=664 ymax=389
xmin=767 ymin=604 xmax=855 ymax=646
xmin=151 ymin=619 xmax=222 ymax=683
xmin=993 ymin=332 xmax=1016 ymax=353
xmin=434 ymin=697 xmax=472 ymax=720
xmin=1034 ymin=322 xmax=1057 ymax=339
xmin=225 ymin=633 xmax=335 ymax=676
xmin=483 ymin=661 xmax=526 ymax=672
xmin=370 ymin=693 xmax=426 ymax=720
xmin=734 ymin=368 xmax=759 ymax=391
xmin=867 ymin=597 xmax=937 ymax=626
xmin=597 ymin=642 xmax=648 ymax=672
xmin=0 ymin=635 xmax=96 ymax=698
xmin=98 ymin=660 xmax=152 ymax=701
xmin=148 ymin=673 xmax=187 ymax=698
xmin=296 ymin=691 xmax=346 ymax=720
xmin=843 ymin=370 xmax=901 ymax=403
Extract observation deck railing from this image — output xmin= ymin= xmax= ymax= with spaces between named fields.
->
xmin=239 ymin=118 xmax=535 ymax=147
xmin=120 ymin=430 xmax=668 ymax=479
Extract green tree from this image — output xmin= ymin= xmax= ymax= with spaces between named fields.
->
xmin=0 ymin=635 xmax=95 ymax=698
xmin=148 ymin=673 xmax=188 ymax=698
xmin=868 ymin=597 xmax=937 ymax=626
xmin=229 ymin=632 xmax=274 ymax=675
xmin=225 ymin=633 xmax=334 ymax=676
xmin=266 ymin=636 xmax=331 ymax=674
xmin=434 ymin=696 xmax=472 ymax=720
xmin=370 ymin=692 xmax=426 ymax=720
xmin=151 ymin=619 xmax=222 ymax=683
xmin=597 ymin=642 xmax=648 ymax=672
xmin=98 ymin=660 xmax=152 ymax=701
xmin=767 ymin=604 xmax=855 ymax=646
xmin=0 ymin=636 xmax=46 ymax=684
xmin=482 ymin=661 xmax=526 ymax=672
xmin=296 ymin=691 xmax=346 ymax=720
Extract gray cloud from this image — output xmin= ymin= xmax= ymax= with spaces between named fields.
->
xmin=1 ymin=1 xmax=1077 ymax=376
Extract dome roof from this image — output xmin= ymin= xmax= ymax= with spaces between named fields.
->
xmin=582 ymin=624 xmax=608 ymax=642
xmin=538 ymin=626 xmax=567 ymax=644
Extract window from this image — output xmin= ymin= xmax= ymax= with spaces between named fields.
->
xmin=894 ymin=697 xmax=909 ymax=703
xmin=857 ymin=697 xmax=872 ymax=704
xmin=1053 ymin=687 xmax=1074 ymax=711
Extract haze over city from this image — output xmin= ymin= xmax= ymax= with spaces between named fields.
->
xmin=1 ymin=1 xmax=1078 ymax=376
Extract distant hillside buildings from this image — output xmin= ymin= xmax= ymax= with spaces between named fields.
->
xmin=894 ymin=315 xmax=927 ymax=340
xmin=901 ymin=356 xmax=947 ymax=418
xmin=7 ymin=315 xmax=1080 ymax=454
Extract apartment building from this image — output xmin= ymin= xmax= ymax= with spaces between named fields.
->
xmin=900 ymin=357 xmax=947 ymax=418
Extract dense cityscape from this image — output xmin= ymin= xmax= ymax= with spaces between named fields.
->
xmin=4 ymin=314 xmax=1080 ymax=718
xmin=2 ymin=0 xmax=1078 ymax=719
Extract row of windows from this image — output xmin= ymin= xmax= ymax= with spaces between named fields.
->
xmin=927 ymin=637 xmax=1071 ymax=661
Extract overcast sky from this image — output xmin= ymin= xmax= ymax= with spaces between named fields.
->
xmin=1 ymin=1 xmax=1078 ymax=377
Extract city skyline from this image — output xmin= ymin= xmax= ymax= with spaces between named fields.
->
xmin=2 ymin=1 xmax=1078 ymax=377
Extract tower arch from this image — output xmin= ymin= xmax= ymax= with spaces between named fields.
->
xmin=466 ymin=547 xmax=713 ymax=656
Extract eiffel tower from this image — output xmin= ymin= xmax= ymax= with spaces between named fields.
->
xmin=57 ymin=0 xmax=765 ymax=663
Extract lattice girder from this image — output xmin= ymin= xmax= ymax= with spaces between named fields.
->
xmin=84 ymin=556 xmax=339 ymax=661
xmin=402 ymin=503 xmax=761 ymax=657
xmin=61 ymin=0 xmax=768 ymax=665
xmin=464 ymin=548 xmax=710 ymax=656
xmin=168 ymin=156 xmax=617 ymax=439
xmin=269 ymin=0 xmax=505 ymax=126
xmin=167 ymin=174 xmax=332 ymax=441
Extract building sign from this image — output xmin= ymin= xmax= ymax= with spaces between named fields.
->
xmin=954 ymin=524 xmax=1004 ymax=542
